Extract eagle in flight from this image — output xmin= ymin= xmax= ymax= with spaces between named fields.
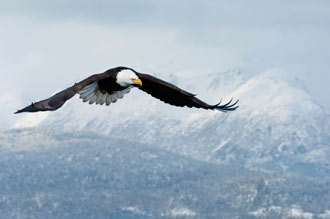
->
xmin=15 ymin=67 xmax=239 ymax=114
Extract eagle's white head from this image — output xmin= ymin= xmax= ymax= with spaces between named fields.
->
xmin=116 ymin=69 xmax=142 ymax=87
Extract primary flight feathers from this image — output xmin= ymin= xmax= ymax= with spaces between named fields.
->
xmin=15 ymin=67 xmax=239 ymax=114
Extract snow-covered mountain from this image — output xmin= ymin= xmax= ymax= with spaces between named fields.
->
xmin=8 ymin=68 xmax=330 ymax=176
xmin=2 ymin=68 xmax=330 ymax=218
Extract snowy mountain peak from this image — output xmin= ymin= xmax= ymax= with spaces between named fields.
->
xmin=207 ymin=67 xmax=244 ymax=91
xmin=231 ymin=68 xmax=320 ymax=120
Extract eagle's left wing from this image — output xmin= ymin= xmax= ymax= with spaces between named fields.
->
xmin=14 ymin=68 xmax=124 ymax=114
xmin=15 ymin=87 xmax=77 ymax=113
xmin=136 ymin=73 xmax=239 ymax=112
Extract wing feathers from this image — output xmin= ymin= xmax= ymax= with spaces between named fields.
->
xmin=14 ymin=88 xmax=76 ymax=114
xmin=106 ymin=95 xmax=112 ymax=106
xmin=15 ymin=67 xmax=126 ymax=113
xmin=78 ymin=82 xmax=130 ymax=105
xmin=136 ymin=73 xmax=239 ymax=111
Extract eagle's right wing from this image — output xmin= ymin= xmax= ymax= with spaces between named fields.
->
xmin=136 ymin=73 xmax=239 ymax=112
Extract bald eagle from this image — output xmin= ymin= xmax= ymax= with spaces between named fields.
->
xmin=15 ymin=67 xmax=239 ymax=114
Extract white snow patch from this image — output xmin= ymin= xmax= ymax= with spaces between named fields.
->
xmin=122 ymin=206 xmax=145 ymax=215
xmin=212 ymin=139 xmax=230 ymax=153
xmin=249 ymin=206 xmax=315 ymax=218
xmin=249 ymin=207 xmax=268 ymax=216
xmin=288 ymin=207 xmax=313 ymax=219
xmin=170 ymin=207 xmax=197 ymax=217
xmin=0 ymin=93 xmax=22 ymax=128
xmin=304 ymin=147 xmax=330 ymax=164
xmin=141 ymin=151 xmax=158 ymax=159
xmin=319 ymin=210 xmax=330 ymax=218
xmin=32 ymin=193 xmax=45 ymax=208
xmin=13 ymin=112 xmax=49 ymax=128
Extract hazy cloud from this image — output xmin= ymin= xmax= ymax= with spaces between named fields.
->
xmin=1 ymin=0 xmax=329 ymax=29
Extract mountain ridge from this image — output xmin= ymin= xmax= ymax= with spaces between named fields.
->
xmin=5 ymin=68 xmax=330 ymax=177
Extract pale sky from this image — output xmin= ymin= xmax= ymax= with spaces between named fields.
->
xmin=1 ymin=0 xmax=330 ymax=123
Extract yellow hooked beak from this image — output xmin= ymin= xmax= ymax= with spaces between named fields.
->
xmin=132 ymin=78 xmax=142 ymax=87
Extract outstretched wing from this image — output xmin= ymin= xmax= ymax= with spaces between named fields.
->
xmin=15 ymin=67 xmax=125 ymax=114
xmin=136 ymin=73 xmax=239 ymax=112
